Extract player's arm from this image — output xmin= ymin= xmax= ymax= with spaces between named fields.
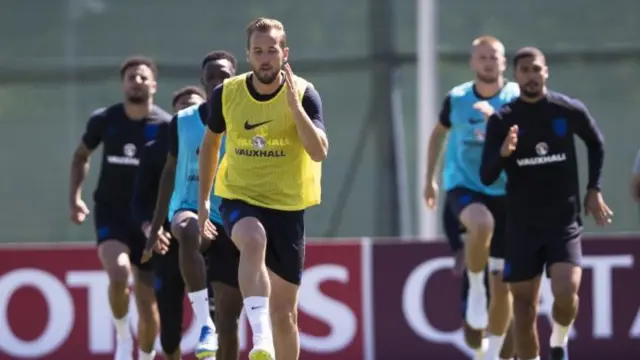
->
xmin=425 ymin=95 xmax=452 ymax=185
xmin=291 ymin=85 xmax=328 ymax=162
xmin=70 ymin=110 xmax=103 ymax=206
xmin=148 ymin=116 xmax=178 ymax=235
xmin=479 ymin=113 xmax=508 ymax=186
xmin=571 ymin=100 xmax=605 ymax=192
xmin=132 ymin=130 xmax=167 ymax=233
xmin=199 ymin=85 xmax=225 ymax=210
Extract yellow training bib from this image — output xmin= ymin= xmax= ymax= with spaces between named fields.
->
xmin=215 ymin=72 xmax=322 ymax=211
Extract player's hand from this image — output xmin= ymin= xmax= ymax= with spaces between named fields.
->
xmin=500 ymin=125 xmax=518 ymax=157
xmin=141 ymin=227 xmax=171 ymax=263
xmin=584 ymin=189 xmax=614 ymax=226
xmin=197 ymin=204 xmax=218 ymax=240
xmin=472 ymin=101 xmax=495 ymax=119
xmin=452 ymin=248 xmax=465 ymax=277
xmin=283 ymin=62 xmax=300 ymax=111
xmin=70 ymin=199 xmax=90 ymax=225
xmin=423 ymin=180 xmax=439 ymax=209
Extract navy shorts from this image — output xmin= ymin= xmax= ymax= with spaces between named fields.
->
xmin=446 ymin=187 xmax=507 ymax=265
xmin=94 ymin=202 xmax=151 ymax=271
xmin=503 ymin=221 xmax=583 ymax=283
xmin=220 ymin=198 xmax=305 ymax=285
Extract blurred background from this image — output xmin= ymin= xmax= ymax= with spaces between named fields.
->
xmin=2 ymin=0 xmax=640 ymax=243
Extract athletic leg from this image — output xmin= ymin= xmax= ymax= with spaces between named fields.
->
xmin=128 ymin=228 xmax=160 ymax=360
xmin=448 ymin=188 xmax=494 ymax=330
xmin=220 ymin=199 xmax=274 ymax=359
xmin=546 ymin=224 xmax=583 ymax=360
xmin=97 ymin=239 xmax=134 ymax=360
xmin=171 ymin=210 xmax=217 ymax=358
xmin=208 ymin=223 xmax=243 ymax=360
xmin=484 ymin=196 xmax=513 ymax=360
xmin=131 ymin=267 xmax=159 ymax=359
xmin=503 ymin=227 xmax=546 ymax=360
xmin=263 ymin=209 xmax=305 ymax=360
xmin=154 ymin=243 xmax=185 ymax=360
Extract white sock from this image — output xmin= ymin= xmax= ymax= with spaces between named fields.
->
xmin=468 ymin=270 xmax=486 ymax=293
xmin=500 ymin=358 xmax=514 ymax=360
xmin=188 ymin=289 xmax=216 ymax=330
xmin=244 ymin=296 xmax=273 ymax=342
xmin=550 ymin=320 xmax=571 ymax=347
xmin=138 ymin=349 xmax=156 ymax=360
xmin=484 ymin=333 xmax=506 ymax=360
xmin=113 ymin=315 xmax=130 ymax=340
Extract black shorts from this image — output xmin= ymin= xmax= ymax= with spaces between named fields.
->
xmin=220 ymin=198 xmax=305 ymax=285
xmin=446 ymin=187 xmax=507 ymax=265
xmin=94 ymin=202 xmax=151 ymax=271
xmin=153 ymin=242 xmax=184 ymax=355
xmin=503 ymin=221 xmax=583 ymax=283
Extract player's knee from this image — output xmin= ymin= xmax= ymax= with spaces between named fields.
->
xmin=462 ymin=206 xmax=494 ymax=239
xmin=512 ymin=296 xmax=537 ymax=323
xmin=554 ymin=291 xmax=579 ymax=310
xmin=106 ymin=265 xmax=130 ymax=290
xmin=232 ymin=218 xmax=267 ymax=255
xmin=172 ymin=217 xmax=199 ymax=249
xmin=270 ymin=306 xmax=298 ymax=334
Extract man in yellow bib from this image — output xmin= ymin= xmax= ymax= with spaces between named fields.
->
xmin=198 ymin=17 xmax=328 ymax=360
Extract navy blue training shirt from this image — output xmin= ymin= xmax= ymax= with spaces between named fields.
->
xmin=480 ymin=91 xmax=605 ymax=227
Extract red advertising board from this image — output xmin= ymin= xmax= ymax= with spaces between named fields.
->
xmin=1 ymin=237 xmax=640 ymax=359
xmin=0 ymin=241 xmax=364 ymax=360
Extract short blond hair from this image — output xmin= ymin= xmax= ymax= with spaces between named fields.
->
xmin=471 ymin=35 xmax=505 ymax=54
xmin=246 ymin=17 xmax=287 ymax=49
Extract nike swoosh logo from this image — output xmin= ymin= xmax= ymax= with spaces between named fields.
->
xmin=468 ymin=118 xmax=484 ymax=124
xmin=244 ymin=120 xmax=273 ymax=130
xmin=145 ymin=140 xmax=156 ymax=146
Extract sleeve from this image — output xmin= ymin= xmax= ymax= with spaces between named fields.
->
xmin=633 ymin=149 xmax=640 ymax=175
xmin=81 ymin=110 xmax=105 ymax=150
xmin=302 ymin=85 xmax=325 ymax=131
xmin=438 ymin=95 xmax=452 ymax=128
xmin=168 ymin=115 xmax=179 ymax=157
xmin=131 ymin=139 xmax=166 ymax=227
xmin=480 ymin=113 xmax=509 ymax=186
xmin=571 ymin=100 xmax=604 ymax=191
xmin=207 ymin=84 xmax=226 ymax=134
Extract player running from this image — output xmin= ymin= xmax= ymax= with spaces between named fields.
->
xmin=132 ymin=86 xmax=206 ymax=360
xmin=143 ymin=50 xmax=243 ymax=360
xmin=199 ymin=17 xmax=327 ymax=360
xmin=480 ymin=47 xmax=612 ymax=360
xmin=424 ymin=36 xmax=519 ymax=359
xmin=69 ymin=56 xmax=170 ymax=360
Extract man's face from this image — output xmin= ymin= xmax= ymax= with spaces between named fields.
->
xmin=514 ymin=56 xmax=548 ymax=98
xmin=173 ymin=93 xmax=205 ymax=112
xmin=122 ymin=65 xmax=156 ymax=103
xmin=202 ymin=59 xmax=235 ymax=95
xmin=246 ymin=29 xmax=289 ymax=85
xmin=470 ymin=43 xmax=506 ymax=84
